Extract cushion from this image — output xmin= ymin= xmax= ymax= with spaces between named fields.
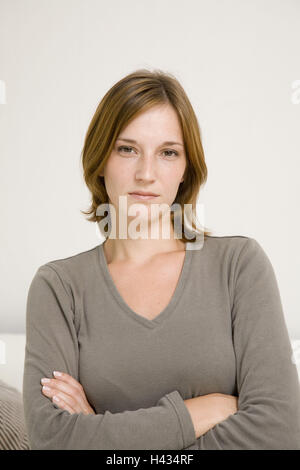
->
xmin=0 ymin=379 xmax=30 ymax=450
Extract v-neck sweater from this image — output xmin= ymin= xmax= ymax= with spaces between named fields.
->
xmin=22 ymin=235 xmax=300 ymax=450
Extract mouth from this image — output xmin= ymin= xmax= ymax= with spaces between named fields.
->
xmin=128 ymin=192 xmax=159 ymax=200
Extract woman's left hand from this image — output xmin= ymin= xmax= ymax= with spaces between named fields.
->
xmin=41 ymin=371 xmax=96 ymax=415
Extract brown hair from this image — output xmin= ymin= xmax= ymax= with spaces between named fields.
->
xmin=80 ymin=68 xmax=213 ymax=243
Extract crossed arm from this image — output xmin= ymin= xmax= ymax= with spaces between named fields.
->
xmin=39 ymin=371 xmax=239 ymax=439
xmin=23 ymin=238 xmax=300 ymax=449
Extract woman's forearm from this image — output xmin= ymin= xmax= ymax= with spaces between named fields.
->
xmin=184 ymin=393 xmax=238 ymax=439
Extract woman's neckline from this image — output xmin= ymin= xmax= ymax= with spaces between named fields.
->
xmin=97 ymin=241 xmax=194 ymax=329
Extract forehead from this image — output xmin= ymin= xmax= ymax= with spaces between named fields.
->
xmin=118 ymin=105 xmax=183 ymax=142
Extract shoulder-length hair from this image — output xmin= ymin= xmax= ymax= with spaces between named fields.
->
xmin=80 ymin=68 xmax=213 ymax=243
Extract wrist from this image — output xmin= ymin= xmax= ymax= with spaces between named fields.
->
xmin=184 ymin=395 xmax=221 ymax=439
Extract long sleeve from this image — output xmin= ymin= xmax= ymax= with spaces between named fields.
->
xmin=186 ymin=237 xmax=300 ymax=450
xmin=22 ymin=264 xmax=196 ymax=450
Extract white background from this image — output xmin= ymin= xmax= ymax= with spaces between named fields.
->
xmin=0 ymin=0 xmax=299 ymax=336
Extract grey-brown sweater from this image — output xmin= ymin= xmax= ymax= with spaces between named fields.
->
xmin=22 ymin=236 xmax=300 ymax=449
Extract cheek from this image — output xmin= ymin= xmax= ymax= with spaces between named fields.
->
xmin=161 ymin=160 xmax=185 ymax=180
xmin=161 ymin=168 xmax=184 ymax=190
xmin=105 ymin=160 xmax=131 ymax=192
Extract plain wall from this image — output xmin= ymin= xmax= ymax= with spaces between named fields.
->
xmin=0 ymin=0 xmax=299 ymax=337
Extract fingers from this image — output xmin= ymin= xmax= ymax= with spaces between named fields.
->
xmin=51 ymin=394 xmax=77 ymax=415
xmin=40 ymin=372 xmax=90 ymax=414
xmin=52 ymin=371 xmax=83 ymax=392
xmin=41 ymin=385 xmax=80 ymax=414
xmin=42 ymin=373 xmax=80 ymax=397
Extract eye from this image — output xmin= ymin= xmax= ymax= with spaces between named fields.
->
xmin=116 ymin=146 xmax=179 ymax=158
xmin=117 ymin=145 xmax=136 ymax=154
xmin=162 ymin=149 xmax=179 ymax=158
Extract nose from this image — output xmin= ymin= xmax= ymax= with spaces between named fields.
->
xmin=135 ymin=154 xmax=156 ymax=182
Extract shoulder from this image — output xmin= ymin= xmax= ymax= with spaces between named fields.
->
xmin=200 ymin=235 xmax=277 ymax=308
xmin=194 ymin=235 xmax=272 ymax=282
xmin=194 ymin=234 xmax=253 ymax=259
xmin=34 ymin=243 xmax=101 ymax=290
xmin=201 ymin=234 xmax=268 ymax=256
xmin=202 ymin=234 xmax=271 ymax=270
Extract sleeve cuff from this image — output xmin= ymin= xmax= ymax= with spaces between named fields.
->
xmin=165 ymin=390 xmax=196 ymax=448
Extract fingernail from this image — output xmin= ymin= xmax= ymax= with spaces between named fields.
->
xmin=41 ymin=378 xmax=51 ymax=384
xmin=42 ymin=385 xmax=51 ymax=391
xmin=53 ymin=371 xmax=62 ymax=377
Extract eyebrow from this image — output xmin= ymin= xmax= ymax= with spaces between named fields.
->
xmin=116 ymin=137 xmax=184 ymax=147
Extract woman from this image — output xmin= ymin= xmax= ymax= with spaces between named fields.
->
xmin=23 ymin=69 xmax=300 ymax=450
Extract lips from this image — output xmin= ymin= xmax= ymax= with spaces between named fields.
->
xmin=129 ymin=192 xmax=159 ymax=196
xmin=128 ymin=192 xmax=159 ymax=200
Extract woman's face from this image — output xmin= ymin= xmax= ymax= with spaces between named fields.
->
xmin=101 ymin=103 xmax=187 ymax=235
